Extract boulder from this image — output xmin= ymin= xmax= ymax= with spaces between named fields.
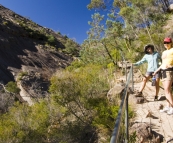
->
xmin=129 ymin=122 xmax=163 ymax=143
xmin=168 ymin=4 xmax=173 ymax=11
xmin=130 ymin=122 xmax=152 ymax=142
xmin=107 ymin=84 xmax=125 ymax=102
xmin=107 ymin=83 xmax=133 ymax=102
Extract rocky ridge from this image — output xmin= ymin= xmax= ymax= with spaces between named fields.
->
xmin=0 ymin=4 xmax=80 ymax=111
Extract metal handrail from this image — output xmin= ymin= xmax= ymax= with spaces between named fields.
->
xmin=110 ymin=64 xmax=134 ymax=143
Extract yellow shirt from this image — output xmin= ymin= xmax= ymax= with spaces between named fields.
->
xmin=161 ymin=48 xmax=173 ymax=69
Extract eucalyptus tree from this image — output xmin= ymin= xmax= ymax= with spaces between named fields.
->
xmin=117 ymin=0 xmax=168 ymax=51
xmin=87 ymin=13 xmax=105 ymax=41
xmin=87 ymin=0 xmax=170 ymax=61
xmin=81 ymin=12 xmax=117 ymax=66
xmin=114 ymin=0 xmax=168 ymax=46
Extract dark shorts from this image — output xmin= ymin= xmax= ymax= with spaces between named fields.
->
xmin=146 ymin=72 xmax=160 ymax=78
xmin=160 ymin=71 xmax=173 ymax=82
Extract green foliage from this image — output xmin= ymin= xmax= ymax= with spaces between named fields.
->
xmin=87 ymin=13 xmax=105 ymax=41
xmin=128 ymin=106 xmax=135 ymax=119
xmin=66 ymin=59 xmax=85 ymax=71
xmin=80 ymin=39 xmax=121 ymax=68
xmin=64 ymin=35 xmax=68 ymax=39
xmin=86 ymin=0 xmax=172 ymax=64
xmin=16 ymin=20 xmax=58 ymax=46
xmin=119 ymin=7 xmax=134 ymax=19
xmin=47 ymin=35 xmax=56 ymax=45
xmin=88 ymin=97 xmax=119 ymax=128
xmin=5 ymin=81 xmax=20 ymax=94
xmin=57 ymin=31 xmax=61 ymax=35
xmin=129 ymin=131 xmax=137 ymax=143
xmin=50 ymin=65 xmax=109 ymax=100
xmin=87 ymin=0 xmax=106 ymax=10
xmin=80 ymin=43 xmax=106 ymax=65
xmin=3 ymin=21 xmax=8 ymax=25
xmin=26 ymin=28 xmax=48 ymax=41
xmin=17 ymin=71 xmax=28 ymax=80
xmin=0 ymin=100 xmax=67 ymax=142
xmin=49 ymin=65 xmax=117 ymax=141
xmin=106 ymin=19 xmax=123 ymax=38
xmin=40 ymin=28 xmax=46 ymax=34
xmin=50 ymin=65 xmax=108 ymax=107
xmin=63 ymin=39 xmax=79 ymax=55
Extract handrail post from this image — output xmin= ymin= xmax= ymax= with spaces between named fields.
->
xmin=125 ymin=62 xmax=127 ymax=81
xmin=131 ymin=64 xmax=134 ymax=91
xmin=125 ymin=93 xmax=129 ymax=143
xmin=110 ymin=66 xmax=133 ymax=143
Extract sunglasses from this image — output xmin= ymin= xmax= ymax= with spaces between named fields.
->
xmin=164 ymin=42 xmax=171 ymax=44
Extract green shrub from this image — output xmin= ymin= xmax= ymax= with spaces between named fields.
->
xmin=64 ymin=35 xmax=68 ymax=39
xmin=3 ymin=21 xmax=8 ymax=25
xmin=90 ymin=97 xmax=119 ymax=129
xmin=0 ymin=101 xmax=52 ymax=142
xmin=63 ymin=39 xmax=79 ymax=55
xmin=57 ymin=31 xmax=61 ymax=35
xmin=129 ymin=131 xmax=137 ymax=143
xmin=47 ymin=35 xmax=56 ymax=45
xmin=5 ymin=81 xmax=20 ymax=94
xmin=17 ymin=71 xmax=28 ymax=80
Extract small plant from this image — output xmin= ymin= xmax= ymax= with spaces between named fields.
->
xmin=40 ymin=29 xmax=46 ymax=34
xmin=57 ymin=31 xmax=61 ymax=35
xmin=5 ymin=81 xmax=20 ymax=94
xmin=3 ymin=21 xmax=8 ymax=25
xmin=129 ymin=131 xmax=137 ymax=143
xmin=63 ymin=39 xmax=79 ymax=55
xmin=17 ymin=71 xmax=28 ymax=80
xmin=47 ymin=35 xmax=56 ymax=46
xmin=64 ymin=35 xmax=68 ymax=39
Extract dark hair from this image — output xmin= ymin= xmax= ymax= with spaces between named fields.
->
xmin=144 ymin=44 xmax=154 ymax=54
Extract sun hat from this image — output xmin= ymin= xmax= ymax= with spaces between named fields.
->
xmin=144 ymin=44 xmax=154 ymax=54
xmin=164 ymin=37 xmax=172 ymax=43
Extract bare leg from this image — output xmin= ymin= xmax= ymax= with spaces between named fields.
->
xmin=155 ymin=78 xmax=160 ymax=96
xmin=162 ymin=80 xmax=173 ymax=107
xmin=139 ymin=75 xmax=150 ymax=92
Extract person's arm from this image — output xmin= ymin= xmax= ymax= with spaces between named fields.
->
xmin=133 ymin=55 xmax=147 ymax=66
xmin=153 ymin=66 xmax=161 ymax=76
xmin=153 ymin=65 xmax=162 ymax=75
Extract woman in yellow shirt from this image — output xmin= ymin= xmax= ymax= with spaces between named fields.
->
xmin=154 ymin=37 xmax=173 ymax=115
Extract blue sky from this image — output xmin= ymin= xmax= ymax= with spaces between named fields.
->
xmin=0 ymin=0 xmax=95 ymax=44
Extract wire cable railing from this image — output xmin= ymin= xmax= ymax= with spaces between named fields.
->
xmin=110 ymin=64 xmax=134 ymax=143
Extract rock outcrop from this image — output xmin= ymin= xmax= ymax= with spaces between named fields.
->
xmin=0 ymin=4 xmax=80 ymax=107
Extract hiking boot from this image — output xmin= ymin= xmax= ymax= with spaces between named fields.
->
xmin=160 ymin=106 xmax=170 ymax=113
xmin=134 ymin=91 xmax=143 ymax=97
xmin=154 ymin=96 xmax=158 ymax=101
xmin=167 ymin=107 xmax=173 ymax=115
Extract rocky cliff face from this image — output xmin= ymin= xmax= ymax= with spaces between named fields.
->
xmin=0 ymin=4 xmax=80 ymax=110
